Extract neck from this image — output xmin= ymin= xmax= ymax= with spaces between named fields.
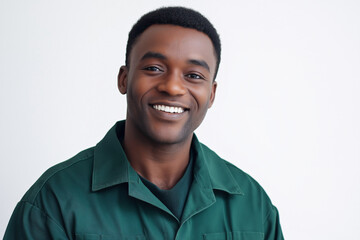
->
xmin=122 ymin=120 xmax=193 ymax=190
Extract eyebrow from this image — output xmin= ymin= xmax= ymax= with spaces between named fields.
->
xmin=187 ymin=59 xmax=210 ymax=72
xmin=140 ymin=51 xmax=167 ymax=61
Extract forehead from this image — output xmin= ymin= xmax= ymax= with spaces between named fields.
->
xmin=130 ymin=24 xmax=217 ymax=71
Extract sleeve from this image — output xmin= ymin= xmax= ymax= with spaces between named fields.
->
xmin=4 ymin=201 xmax=69 ymax=240
xmin=263 ymin=205 xmax=284 ymax=240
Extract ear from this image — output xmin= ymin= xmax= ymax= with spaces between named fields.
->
xmin=208 ymin=81 xmax=217 ymax=108
xmin=118 ymin=66 xmax=128 ymax=94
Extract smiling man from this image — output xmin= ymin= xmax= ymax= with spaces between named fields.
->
xmin=4 ymin=7 xmax=284 ymax=240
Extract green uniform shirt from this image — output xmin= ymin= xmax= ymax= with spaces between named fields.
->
xmin=139 ymin=151 xmax=194 ymax=220
xmin=4 ymin=121 xmax=284 ymax=240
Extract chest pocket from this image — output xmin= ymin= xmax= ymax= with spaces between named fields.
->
xmin=203 ymin=231 xmax=264 ymax=240
xmin=75 ymin=234 xmax=146 ymax=240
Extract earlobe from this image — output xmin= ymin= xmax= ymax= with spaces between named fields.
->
xmin=118 ymin=66 xmax=128 ymax=94
xmin=208 ymin=81 xmax=217 ymax=108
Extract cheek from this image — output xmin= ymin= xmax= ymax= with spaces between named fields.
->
xmin=127 ymin=76 xmax=152 ymax=104
xmin=189 ymin=85 xmax=213 ymax=109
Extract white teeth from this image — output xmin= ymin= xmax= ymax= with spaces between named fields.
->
xmin=152 ymin=105 xmax=185 ymax=113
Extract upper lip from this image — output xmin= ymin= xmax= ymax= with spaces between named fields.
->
xmin=149 ymin=101 xmax=190 ymax=110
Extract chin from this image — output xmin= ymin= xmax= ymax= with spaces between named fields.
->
xmin=147 ymin=127 xmax=191 ymax=145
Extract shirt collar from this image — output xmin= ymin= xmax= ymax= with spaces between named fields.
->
xmin=191 ymin=134 xmax=243 ymax=195
xmin=92 ymin=121 xmax=139 ymax=191
xmin=92 ymin=121 xmax=243 ymax=195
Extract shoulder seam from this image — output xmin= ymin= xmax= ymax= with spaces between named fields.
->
xmin=263 ymin=204 xmax=276 ymax=224
xmin=26 ymin=150 xmax=94 ymax=203
xmin=20 ymin=200 xmax=68 ymax=237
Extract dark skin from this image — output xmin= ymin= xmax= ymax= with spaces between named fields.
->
xmin=118 ymin=25 xmax=217 ymax=189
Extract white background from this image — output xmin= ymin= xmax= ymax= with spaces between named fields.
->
xmin=1 ymin=0 xmax=359 ymax=239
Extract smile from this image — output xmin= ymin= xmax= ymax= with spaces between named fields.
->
xmin=152 ymin=105 xmax=185 ymax=114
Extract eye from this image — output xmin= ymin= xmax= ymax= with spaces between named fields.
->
xmin=143 ymin=66 xmax=163 ymax=72
xmin=185 ymin=73 xmax=205 ymax=80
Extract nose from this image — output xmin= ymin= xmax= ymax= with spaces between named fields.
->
xmin=156 ymin=72 xmax=187 ymax=96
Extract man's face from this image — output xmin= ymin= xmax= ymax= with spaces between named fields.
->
xmin=118 ymin=24 xmax=217 ymax=145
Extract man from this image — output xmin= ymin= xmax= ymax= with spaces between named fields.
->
xmin=4 ymin=7 xmax=284 ymax=239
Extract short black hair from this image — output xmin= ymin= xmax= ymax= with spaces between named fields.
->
xmin=125 ymin=6 xmax=221 ymax=80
